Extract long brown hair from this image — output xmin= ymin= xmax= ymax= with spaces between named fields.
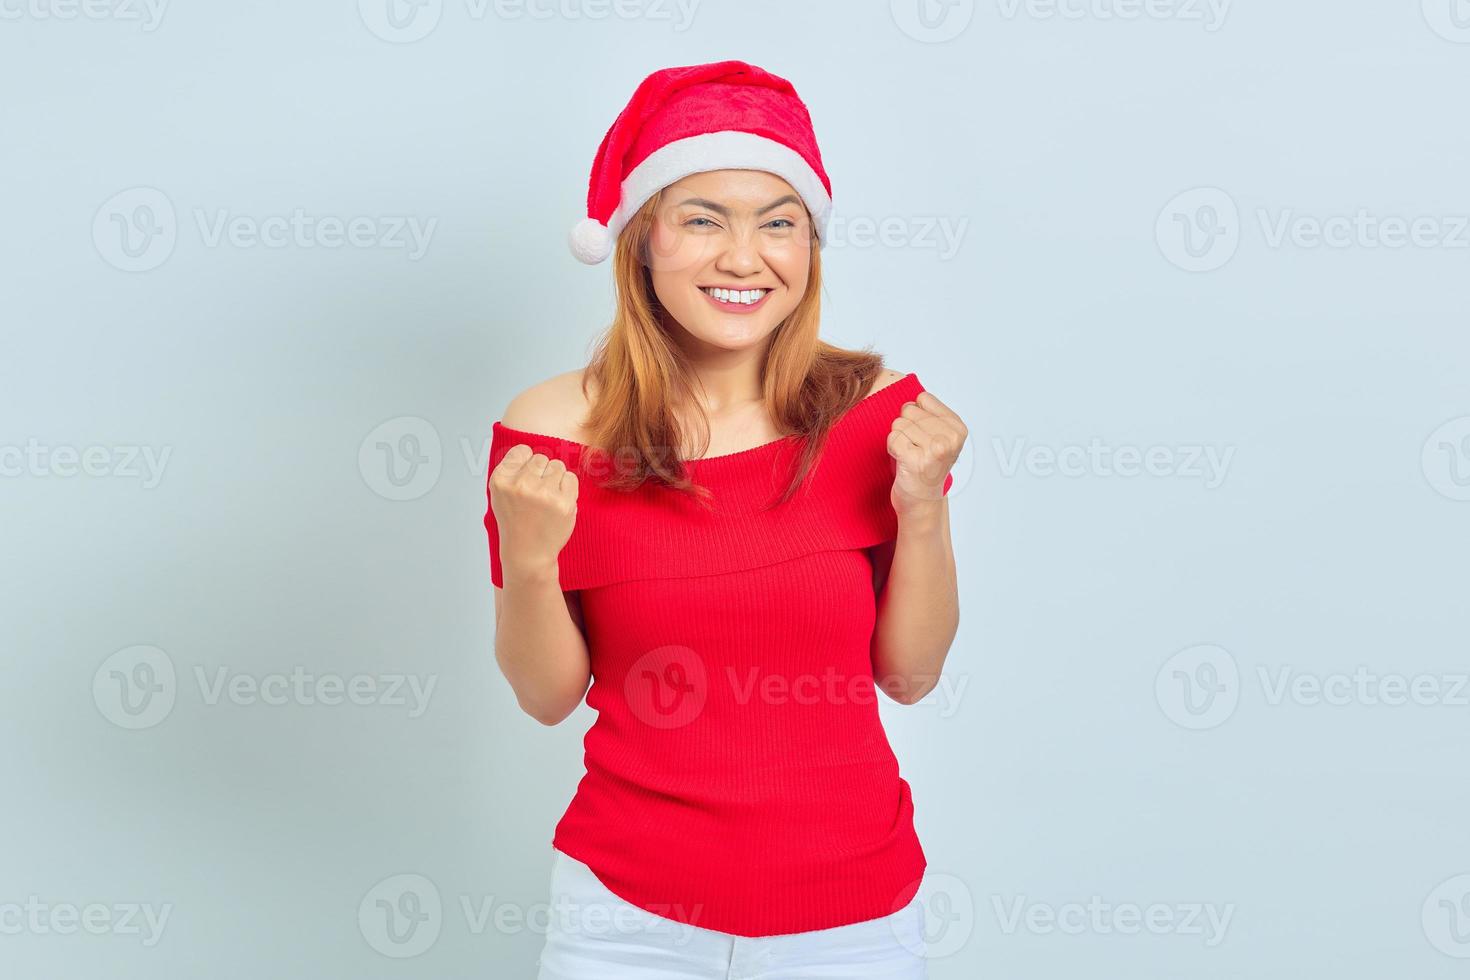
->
xmin=576 ymin=186 xmax=884 ymax=509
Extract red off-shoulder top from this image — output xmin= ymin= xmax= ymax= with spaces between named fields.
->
xmin=484 ymin=371 xmax=952 ymax=937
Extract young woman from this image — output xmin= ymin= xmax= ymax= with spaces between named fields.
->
xmin=484 ymin=60 xmax=966 ymax=979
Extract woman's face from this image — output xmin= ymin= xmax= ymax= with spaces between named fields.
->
xmin=644 ymin=169 xmax=813 ymax=355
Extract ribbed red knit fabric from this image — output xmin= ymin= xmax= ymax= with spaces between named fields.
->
xmin=484 ymin=372 xmax=952 ymax=937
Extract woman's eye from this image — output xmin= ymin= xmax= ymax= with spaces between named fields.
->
xmin=766 ymin=218 xmax=795 ymax=230
xmin=686 ymin=217 xmax=718 ymax=228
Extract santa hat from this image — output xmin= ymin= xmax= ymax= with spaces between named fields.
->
xmin=568 ymin=59 xmax=833 ymax=265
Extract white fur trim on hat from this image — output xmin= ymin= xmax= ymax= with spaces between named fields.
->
xmin=572 ymin=131 xmax=832 ymax=265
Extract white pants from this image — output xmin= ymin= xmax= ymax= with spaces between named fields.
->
xmin=535 ymin=849 xmax=929 ymax=980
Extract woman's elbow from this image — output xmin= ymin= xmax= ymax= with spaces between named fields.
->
xmin=515 ymin=683 xmax=585 ymax=726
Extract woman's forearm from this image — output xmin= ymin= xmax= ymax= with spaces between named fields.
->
xmin=494 ymin=561 xmax=591 ymax=725
xmin=870 ymin=500 xmax=959 ymax=705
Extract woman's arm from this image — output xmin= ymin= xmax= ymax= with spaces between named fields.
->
xmin=489 ymin=375 xmax=594 ymax=726
xmin=870 ymin=385 xmax=966 ymax=705
xmin=870 ymin=501 xmax=959 ymax=705
xmin=493 ymin=577 xmax=590 ymax=726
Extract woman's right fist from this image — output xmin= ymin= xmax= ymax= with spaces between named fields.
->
xmin=488 ymin=445 xmax=580 ymax=579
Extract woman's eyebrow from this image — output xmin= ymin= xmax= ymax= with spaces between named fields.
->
xmin=675 ymin=194 xmax=801 ymax=216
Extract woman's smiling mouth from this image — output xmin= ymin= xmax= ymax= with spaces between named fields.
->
xmin=699 ymin=285 xmax=773 ymax=312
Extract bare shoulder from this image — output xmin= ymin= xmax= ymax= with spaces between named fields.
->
xmin=499 ymin=368 xmax=596 ymax=443
xmin=863 ymin=367 xmax=909 ymax=400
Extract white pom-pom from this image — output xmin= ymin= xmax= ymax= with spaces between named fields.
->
xmin=568 ymin=218 xmax=613 ymax=264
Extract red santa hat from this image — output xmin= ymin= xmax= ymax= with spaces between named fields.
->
xmin=568 ymin=59 xmax=833 ymax=265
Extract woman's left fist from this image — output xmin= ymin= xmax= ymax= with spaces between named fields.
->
xmin=887 ymin=389 xmax=967 ymax=516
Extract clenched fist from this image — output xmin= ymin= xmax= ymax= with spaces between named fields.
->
xmin=887 ymin=389 xmax=967 ymax=516
xmin=488 ymin=445 xmax=580 ymax=580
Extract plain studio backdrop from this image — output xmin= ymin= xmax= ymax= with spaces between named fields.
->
xmin=2 ymin=2 xmax=1468 ymax=977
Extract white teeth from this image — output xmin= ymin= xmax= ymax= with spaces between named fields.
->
xmin=703 ymin=287 xmax=767 ymax=305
